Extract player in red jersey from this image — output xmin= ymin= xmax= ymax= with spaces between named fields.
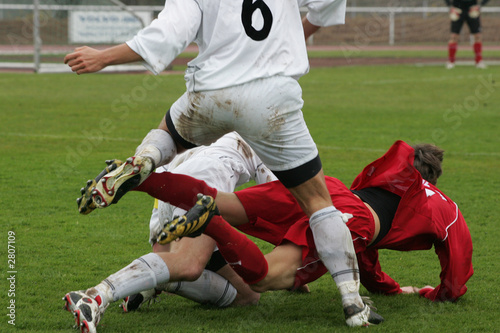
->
xmin=148 ymin=140 xmax=473 ymax=303
xmin=445 ymin=0 xmax=490 ymax=69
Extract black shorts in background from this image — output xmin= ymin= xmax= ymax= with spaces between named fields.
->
xmin=451 ymin=3 xmax=481 ymax=34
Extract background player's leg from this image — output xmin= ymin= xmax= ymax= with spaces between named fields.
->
xmin=447 ymin=33 xmax=459 ymax=69
xmin=472 ymin=33 xmax=485 ymax=68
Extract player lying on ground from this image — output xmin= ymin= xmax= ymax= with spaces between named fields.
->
xmin=146 ymin=140 xmax=473 ymax=302
xmin=65 ymin=0 xmax=374 ymax=330
xmin=64 ymin=141 xmax=472 ymax=331
xmin=120 ymin=132 xmax=276 ymax=310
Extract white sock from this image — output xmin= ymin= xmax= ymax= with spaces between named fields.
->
xmin=135 ymin=129 xmax=177 ymax=167
xmin=87 ymin=253 xmax=170 ymax=308
xmin=309 ymin=206 xmax=363 ymax=308
xmin=159 ymin=270 xmax=237 ymax=307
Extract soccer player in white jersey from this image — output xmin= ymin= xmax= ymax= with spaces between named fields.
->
xmin=64 ymin=133 xmax=275 ymax=332
xmin=64 ymin=0 xmax=383 ymax=330
xmin=122 ymin=132 xmax=275 ymax=310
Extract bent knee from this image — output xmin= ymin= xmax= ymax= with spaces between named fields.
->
xmin=181 ymin=262 xmax=206 ymax=281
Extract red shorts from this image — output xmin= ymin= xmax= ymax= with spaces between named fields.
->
xmin=235 ymin=177 xmax=375 ymax=289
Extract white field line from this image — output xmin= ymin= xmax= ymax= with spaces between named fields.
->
xmin=5 ymin=132 xmax=499 ymax=157
xmin=317 ymin=144 xmax=500 ymax=157
xmin=4 ymin=132 xmax=139 ymax=143
xmin=360 ymin=74 xmax=479 ymax=85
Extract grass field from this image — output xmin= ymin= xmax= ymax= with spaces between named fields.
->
xmin=3 ymin=48 xmax=500 ymax=64
xmin=0 ymin=62 xmax=499 ymax=332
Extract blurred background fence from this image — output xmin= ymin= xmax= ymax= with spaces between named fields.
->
xmin=1 ymin=0 xmax=499 ymax=72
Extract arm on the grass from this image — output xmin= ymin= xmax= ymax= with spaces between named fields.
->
xmin=357 ymin=248 xmax=402 ymax=295
xmin=420 ymin=211 xmax=473 ymax=302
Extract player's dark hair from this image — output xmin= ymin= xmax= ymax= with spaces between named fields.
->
xmin=411 ymin=143 xmax=444 ymax=185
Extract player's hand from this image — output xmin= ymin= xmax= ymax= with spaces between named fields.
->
xmin=469 ymin=5 xmax=480 ymax=19
xmin=64 ymin=46 xmax=107 ymax=74
xmin=400 ymin=286 xmax=419 ymax=294
xmin=401 ymin=285 xmax=434 ymax=294
xmin=449 ymin=6 xmax=462 ymax=21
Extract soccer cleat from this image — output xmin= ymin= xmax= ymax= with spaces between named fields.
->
xmin=63 ymin=291 xmax=107 ymax=333
xmin=62 ymin=290 xmax=87 ymax=313
xmin=476 ymin=61 xmax=487 ymax=69
xmin=77 ymin=159 xmax=123 ymax=214
xmin=344 ymin=298 xmax=384 ymax=327
xmin=78 ymin=156 xmax=154 ymax=214
xmin=74 ymin=297 xmax=100 ymax=333
xmin=120 ymin=289 xmax=159 ymax=312
xmin=446 ymin=62 xmax=455 ymax=70
xmin=157 ymin=194 xmax=219 ymax=245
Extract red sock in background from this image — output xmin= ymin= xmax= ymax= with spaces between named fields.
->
xmin=448 ymin=42 xmax=457 ymax=63
xmin=133 ymin=172 xmax=217 ymax=210
xmin=204 ymin=216 xmax=268 ymax=285
xmin=473 ymin=42 xmax=482 ymax=64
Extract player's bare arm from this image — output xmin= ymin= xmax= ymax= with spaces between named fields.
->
xmin=302 ymin=17 xmax=321 ymax=40
xmin=64 ymin=43 xmax=143 ymax=74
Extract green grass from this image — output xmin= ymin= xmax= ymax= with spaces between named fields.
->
xmin=0 ymin=64 xmax=499 ymax=332
xmin=2 ymin=47 xmax=500 ymax=64
xmin=307 ymin=49 xmax=500 ymax=59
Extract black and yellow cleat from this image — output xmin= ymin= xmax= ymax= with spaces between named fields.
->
xmin=77 ymin=159 xmax=123 ymax=215
xmin=157 ymin=194 xmax=220 ymax=245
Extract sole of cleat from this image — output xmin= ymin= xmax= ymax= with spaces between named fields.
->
xmin=77 ymin=160 xmax=123 ymax=214
xmin=157 ymin=195 xmax=219 ymax=244
xmin=91 ymin=156 xmax=153 ymax=208
xmin=63 ymin=291 xmax=86 ymax=313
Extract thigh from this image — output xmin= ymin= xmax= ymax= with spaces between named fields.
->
xmin=155 ymin=235 xmax=216 ymax=281
xmin=168 ymin=92 xmax=227 ymax=146
xmin=467 ymin=16 xmax=481 ymax=34
xmin=234 ymin=181 xmax=306 ymax=245
xmin=451 ymin=11 xmax=465 ymax=34
xmin=252 ymin=242 xmax=303 ymax=292
xmin=236 ymin=77 xmax=318 ymax=172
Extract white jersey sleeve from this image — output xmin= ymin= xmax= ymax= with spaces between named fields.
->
xmin=299 ymin=0 xmax=347 ymax=27
xmin=126 ymin=0 xmax=201 ymax=75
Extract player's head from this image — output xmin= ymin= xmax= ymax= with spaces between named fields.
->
xmin=411 ymin=143 xmax=444 ymax=185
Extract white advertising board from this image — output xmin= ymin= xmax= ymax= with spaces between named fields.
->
xmin=69 ymin=11 xmax=152 ymax=44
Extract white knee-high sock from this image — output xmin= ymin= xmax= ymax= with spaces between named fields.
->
xmin=87 ymin=253 xmax=170 ymax=308
xmin=135 ymin=129 xmax=177 ymax=167
xmin=309 ymin=206 xmax=363 ymax=308
xmin=158 ymin=270 xmax=237 ymax=308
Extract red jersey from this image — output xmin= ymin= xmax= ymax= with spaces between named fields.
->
xmin=236 ymin=141 xmax=473 ymax=302
xmin=351 ymin=140 xmax=473 ymax=302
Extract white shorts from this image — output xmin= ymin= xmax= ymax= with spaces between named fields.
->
xmin=168 ymin=75 xmax=318 ymax=172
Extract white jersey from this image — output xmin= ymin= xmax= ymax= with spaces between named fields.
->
xmin=163 ymin=132 xmax=277 ymax=189
xmin=149 ymin=132 xmax=277 ymax=244
xmin=299 ymin=0 xmax=346 ymax=27
xmin=127 ymin=0 xmax=345 ymax=92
